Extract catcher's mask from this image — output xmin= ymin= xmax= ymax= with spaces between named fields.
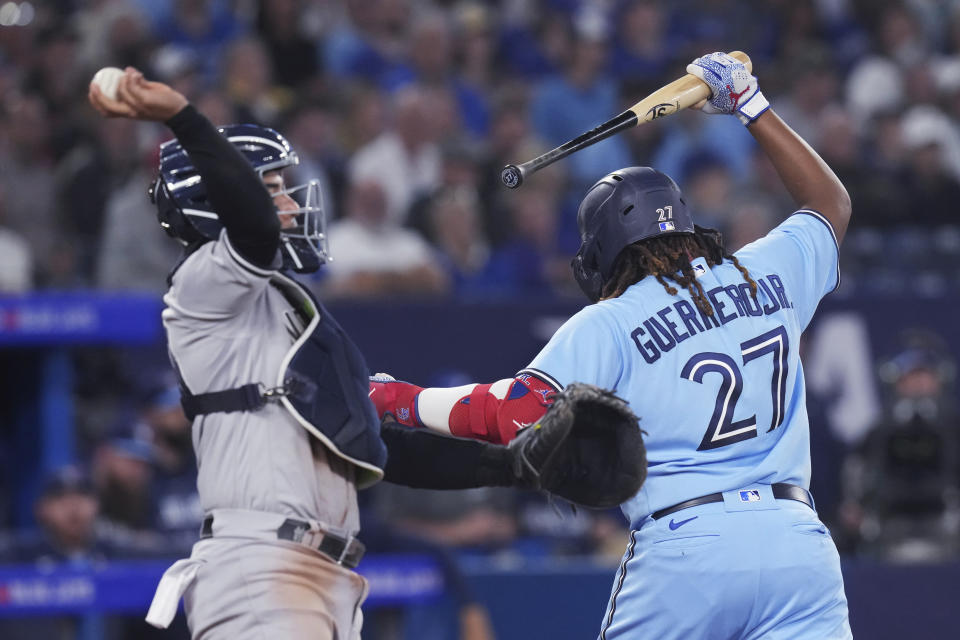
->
xmin=149 ymin=124 xmax=328 ymax=273
xmin=572 ymin=167 xmax=694 ymax=301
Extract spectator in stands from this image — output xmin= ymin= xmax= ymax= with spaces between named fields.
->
xmin=0 ymin=92 xmax=64 ymax=287
xmin=95 ymin=122 xmax=181 ymax=294
xmin=151 ymin=44 xmax=205 ymax=100
xmin=61 ymin=114 xmax=148 ymax=285
xmin=528 ymin=18 xmax=631 ymax=193
xmin=91 ymin=429 xmax=163 ymax=554
xmin=839 ymin=330 xmax=960 ymax=562
xmin=425 ymin=186 xmax=492 ymax=297
xmin=651 ymin=103 xmax=757 ymax=186
xmin=815 ymin=106 xmax=865 ymax=199
xmin=0 ymin=184 xmax=32 ymax=292
xmin=321 ymin=176 xmax=448 ymax=298
xmin=337 ymin=82 xmax=388 ymax=157
xmin=323 ymin=0 xmax=409 ymax=85
xmin=407 ymin=137 xmax=483 ymax=236
xmin=348 ymin=85 xmax=442 ymax=224
xmin=608 ymin=0 xmax=672 ymax=89
xmin=0 ymin=467 xmax=120 ymax=640
xmin=152 ymin=0 xmax=244 ymax=80
xmin=477 ymin=89 xmax=538 ymax=247
xmin=452 ymin=2 xmax=498 ymax=96
xmin=360 ymin=503 xmax=499 ymax=640
xmin=19 ymin=466 xmax=107 ymax=565
xmin=141 ymin=385 xmax=202 ymax=556
xmin=255 ymin=0 xmax=320 ymax=91
xmin=75 ymin=1 xmax=154 ymax=74
xmin=482 ymin=172 xmax=573 ymax=297
xmin=192 ymin=86 xmax=237 ymax=125
xmin=498 ymin=7 xmax=574 ymax=79
xmin=220 ymin=36 xmax=288 ymax=125
xmin=770 ymin=48 xmax=841 ymax=144
xmin=383 ymin=9 xmax=490 ymax=137
xmin=282 ymin=100 xmax=343 ymax=222
xmin=373 ymin=483 xmax=517 ymax=553
xmin=897 ymin=106 xmax=960 ymax=227
xmin=677 ymin=152 xmax=735 ymax=233
xmin=23 ymin=22 xmax=84 ymax=119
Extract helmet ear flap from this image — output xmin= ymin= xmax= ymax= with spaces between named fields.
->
xmin=152 ymin=176 xmax=201 ymax=244
xmin=572 ymin=245 xmax=604 ymax=302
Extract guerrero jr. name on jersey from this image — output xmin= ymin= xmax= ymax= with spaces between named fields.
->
xmin=632 ymin=274 xmax=792 ymax=365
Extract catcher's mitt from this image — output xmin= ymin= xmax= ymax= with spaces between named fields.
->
xmin=508 ymin=382 xmax=646 ymax=509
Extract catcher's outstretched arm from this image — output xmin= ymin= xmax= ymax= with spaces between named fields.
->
xmin=380 ymin=384 xmax=647 ymax=510
xmin=380 ymin=418 xmax=516 ymax=489
xmin=369 ymin=374 xmax=558 ymax=444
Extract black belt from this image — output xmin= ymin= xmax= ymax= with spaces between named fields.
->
xmin=200 ymin=515 xmax=365 ymax=569
xmin=651 ymin=483 xmax=813 ymax=520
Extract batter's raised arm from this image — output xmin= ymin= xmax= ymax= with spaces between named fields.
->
xmin=747 ymin=111 xmax=851 ymax=243
xmin=686 ymin=53 xmax=851 ymax=244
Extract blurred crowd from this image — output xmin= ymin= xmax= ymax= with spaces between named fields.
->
xmin=3 ymin=0 xmax=960 ymax=297
xmin=2 ymin=2 xmax=960 ymax=637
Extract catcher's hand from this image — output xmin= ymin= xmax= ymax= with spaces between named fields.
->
xmin=507 ymin=382 xmax=646 ymax=509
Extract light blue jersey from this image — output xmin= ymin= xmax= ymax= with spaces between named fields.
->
xmin=523 ymin=210 xmax=839 ymax=525
xmin=523 ymin=210 xmax=849 ymax=639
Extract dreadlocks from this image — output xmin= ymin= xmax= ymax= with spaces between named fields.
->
xmin=600 ymin=225 xmax=758 ymax=316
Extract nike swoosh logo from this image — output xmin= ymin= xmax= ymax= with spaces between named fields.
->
xmin=668 ymin=516 xmax=698 ymax=530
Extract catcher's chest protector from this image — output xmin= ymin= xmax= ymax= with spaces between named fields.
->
xmin=175 ymin=272 xmax=387 ymax=488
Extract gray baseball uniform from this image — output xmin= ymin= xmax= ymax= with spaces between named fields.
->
xmin=147 ymin=230 xmax=366 ymax=639
xmin=164 ymin=230 xmax=359 ymax=527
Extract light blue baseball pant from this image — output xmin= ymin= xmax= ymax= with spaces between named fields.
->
xmin=598 ymin=485 xmax=851 ymax=640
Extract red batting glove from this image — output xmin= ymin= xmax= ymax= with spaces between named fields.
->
xmin=368 ymin=374 xmax=424 ymax=427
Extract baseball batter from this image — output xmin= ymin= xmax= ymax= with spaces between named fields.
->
xmin=89 ymin=69 xmax=382 ymax=639
xmin=370 ymin=52 xmax=852 ymax=639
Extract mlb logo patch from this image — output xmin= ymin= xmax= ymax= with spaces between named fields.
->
xmin=692 ymin=264 xmax=706 ymax=276
xmin=659 ymin=221 xmax=675 ymax=232
xmin=739 ymin=490 xmax=761 ymax=502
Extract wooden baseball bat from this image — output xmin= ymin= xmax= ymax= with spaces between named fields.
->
xmin=501 ymin=51 xmax=752 ymax=189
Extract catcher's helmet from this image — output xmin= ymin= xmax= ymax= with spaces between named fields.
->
xmin=149 ymin=124 xmax=328 ymax=273
xmin=571 ymin=167 xmax=694 ymax=301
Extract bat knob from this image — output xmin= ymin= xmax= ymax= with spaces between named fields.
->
xmin=501 ymin=164 xmax=523 ymax=189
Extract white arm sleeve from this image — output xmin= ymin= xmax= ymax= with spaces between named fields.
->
xmin=416 ymin=379 xmax=513 ymax=435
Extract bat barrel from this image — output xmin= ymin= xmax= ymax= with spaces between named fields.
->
xmin=500 ymin=110 xmax=638 ymax=189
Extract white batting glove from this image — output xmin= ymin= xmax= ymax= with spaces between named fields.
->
xmin=686 ymin=52 xmax=769 ymax=125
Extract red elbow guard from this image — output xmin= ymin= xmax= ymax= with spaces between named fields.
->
xmin=448 ymin=374 xmax=556 ymax=444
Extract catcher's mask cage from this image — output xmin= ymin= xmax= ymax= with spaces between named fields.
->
xmin=149 ymin=124 xmax=328 ymax=273
xmin=572 ymin=166 xmax=694 ymax=302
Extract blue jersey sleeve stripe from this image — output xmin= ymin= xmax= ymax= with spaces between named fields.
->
xmin=516 ymin=367 xmax=563 ymax=391
xmin=791 ymin=209 xmax=841 ymax=293
xmin=222 ymin=230 xmax=276 ymax=278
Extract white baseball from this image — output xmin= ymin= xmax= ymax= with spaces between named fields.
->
xmin=92 ymin=67 xmax=124 ymax=101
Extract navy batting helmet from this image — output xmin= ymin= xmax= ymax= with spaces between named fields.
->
xmin=149 ymin=124 xmax=328 ymax=273
xmin=571 ymin=167 xmax=694 ymax=301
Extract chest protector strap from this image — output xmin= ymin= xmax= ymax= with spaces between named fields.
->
xmin=179 ymin=383 xmax=266 ymax=421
